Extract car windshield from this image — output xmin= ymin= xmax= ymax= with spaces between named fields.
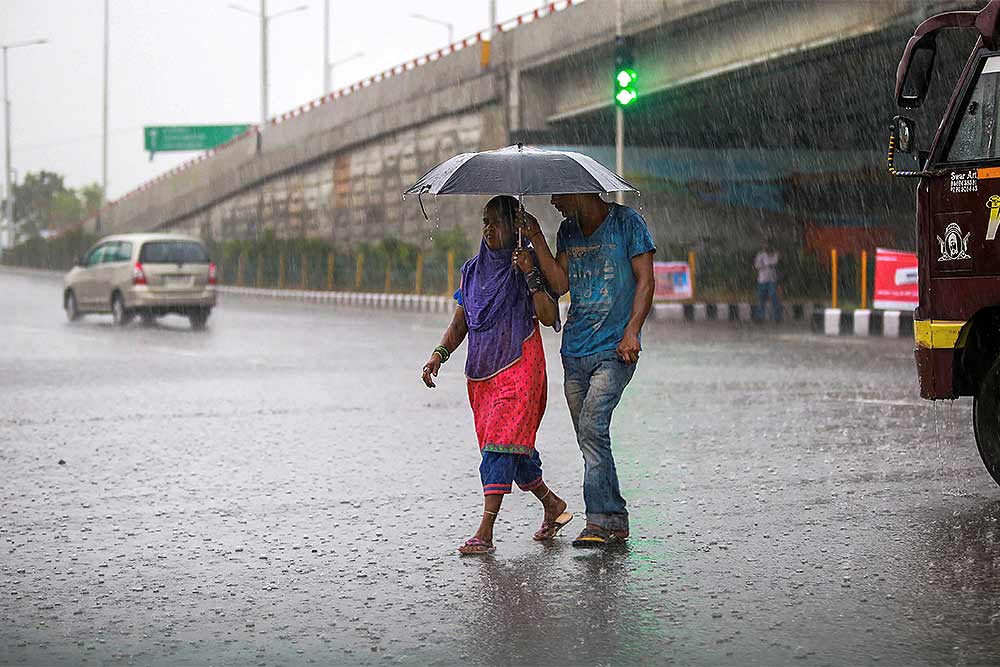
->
xmin=139 ymin=241 xmax=209 ymax=264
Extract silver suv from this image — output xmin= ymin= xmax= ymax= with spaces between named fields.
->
xmin=64 ymin=233 xmax=217 ymax=329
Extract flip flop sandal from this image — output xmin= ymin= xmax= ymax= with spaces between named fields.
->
xmin=533 ymin=511 xmax=574 ymax=541
xmin=458 ymin=537 xmax=495 ymax=556
xmin=572 ymin=526 xmax=611 ymax=549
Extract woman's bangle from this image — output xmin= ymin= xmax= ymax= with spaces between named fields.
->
xmin=433 ymin=345 xmax=450 ymax=363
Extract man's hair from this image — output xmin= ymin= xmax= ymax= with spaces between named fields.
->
xmin=485 ymin=195 xmax=518 ymax=224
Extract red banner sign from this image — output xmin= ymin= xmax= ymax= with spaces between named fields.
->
xmin=653 ymin=261 xmax=693 ymax=301
xmin=873 ymin=247 xmax=918 ymax=311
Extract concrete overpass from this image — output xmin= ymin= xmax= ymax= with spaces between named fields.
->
xmin=79 ymin=0 xmax=975 ymax=254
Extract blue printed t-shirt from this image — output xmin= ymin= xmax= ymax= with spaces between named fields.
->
xmin=556 ymin=203 xmax=655 ymax=358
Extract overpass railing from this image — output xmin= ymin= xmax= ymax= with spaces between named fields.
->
xmin=62 ymin=0 xmax=585 ymax=239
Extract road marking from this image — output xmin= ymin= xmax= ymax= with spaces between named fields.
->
xmin=849 ymin=398 xmax=923 ymax=407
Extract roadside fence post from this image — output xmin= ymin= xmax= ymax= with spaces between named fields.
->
xmin=688 ymin=250 xmax=696 ymax=299
xmin=384 ymin=259 xmax=392 ymax=293
xmin=447 ymin=250 xmax=456 ymax=296
xmin=300 ymin=252 xmax=308 ymax=289
xmin=831 ymin=248 xmax=838 ymax=309
xmin=326 ymin=252 xmax=334 ymax=291
xmin=236 ymin=253 xmax=245 ymax=287
xmin=355 ymin=252 xmax=364 ymax=290
xmin=860 ymin=250 xmax=868 ymax=310
xmin=415 ymin=253 xmax=424 ymax=294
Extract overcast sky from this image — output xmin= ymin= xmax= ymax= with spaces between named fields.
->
xmin=3 ymin=0 xmax=545 ymax=199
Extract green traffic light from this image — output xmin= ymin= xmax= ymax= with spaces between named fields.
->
xmin=614 ymin=67 xmax=637 ymax=107
xmin=615 ymin=89 xmax=637 ymax=106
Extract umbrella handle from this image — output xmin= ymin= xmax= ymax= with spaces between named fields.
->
xmin=417 ymin=193 xmax=429 ymax=221
xmin=517 ymin=195 xmax=524 ymax=249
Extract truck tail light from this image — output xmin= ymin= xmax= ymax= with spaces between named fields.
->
xmin=208 ymin=263 xmax=217 ymax=285
xmin=132 ymin=262 xmax=147 ymax=285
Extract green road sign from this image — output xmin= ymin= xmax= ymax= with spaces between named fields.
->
xmin=143 ymin=124 xmax=250 ymax=153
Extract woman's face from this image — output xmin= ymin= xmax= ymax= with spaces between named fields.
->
xmin=483 ymin=205 xmax=513 ymax=250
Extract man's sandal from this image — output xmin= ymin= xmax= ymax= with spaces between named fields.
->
xmin=458 ymin=537 xmax=495 ymax=555
xmin=533 ymin=512 xmax=574 ymax=541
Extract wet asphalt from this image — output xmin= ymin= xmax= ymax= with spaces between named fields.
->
xmin=2 ymin=270 xmax=999 ymax=666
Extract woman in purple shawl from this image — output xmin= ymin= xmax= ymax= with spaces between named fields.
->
xmin=421 ymin=196 xmax=573 ymax=555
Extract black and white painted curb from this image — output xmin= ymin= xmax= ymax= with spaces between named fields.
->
xmin=222 ymin=287 xmax=821 ymax=324
xmin=650 ymin=302 xmax=820 ymax=323
xmin=2 ymin=268 xmax=869 ymax=334
xmin=811 ymin=308 xmax=914 ymax=338
xmin=219 ymin=286 xmax=457 ymax=313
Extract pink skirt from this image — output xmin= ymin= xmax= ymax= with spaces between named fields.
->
xmin=467 ymin=324 xmax=547 ymax=455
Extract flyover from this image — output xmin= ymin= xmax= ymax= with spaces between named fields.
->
xmin=76 ymin=0 xmax=973 ymax=256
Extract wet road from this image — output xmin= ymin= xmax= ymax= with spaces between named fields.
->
xmin=2 ymin=270 xmax=999 ymax=666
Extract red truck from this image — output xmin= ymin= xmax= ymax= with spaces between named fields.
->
xmin=891 ymin=0 xmax=1000 ymax=485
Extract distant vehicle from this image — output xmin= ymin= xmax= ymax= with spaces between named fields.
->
xmin=63 ymin=233 xmax=216 ymax=330
xmin=889 ymin=0 xmax=1000 ymax=485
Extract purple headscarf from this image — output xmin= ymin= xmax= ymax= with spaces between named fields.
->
xmin=460 ymin=238 xmax=535 ymax=380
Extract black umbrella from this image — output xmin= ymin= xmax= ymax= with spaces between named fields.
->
xmin=403 ymin=144 xmax=636 ymax=198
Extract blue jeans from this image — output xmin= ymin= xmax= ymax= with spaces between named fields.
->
xmin=562 ymin=350 xmax=636 ymax=532
xmin=755 ymin=281 xmax=782 ymax=322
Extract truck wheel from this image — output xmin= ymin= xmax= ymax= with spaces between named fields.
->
xmin=973 ymin=355 xmax=1000 ymax=487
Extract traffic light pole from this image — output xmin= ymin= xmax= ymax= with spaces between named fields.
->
xmin=614 ymin=0 xmax=624 ymax=205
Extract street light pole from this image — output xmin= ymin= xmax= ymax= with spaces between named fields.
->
xmin=260 ymin=0 xmax=268 ymax=125
xmin=3 ymin=48 xmax=10 ymax=246
xmin=323 ymin=0 xmax=330 ymax=94
xmin=229 ymin=1 xmax=308 ymax=125
xmin=326 ymin=52 xmax=363 ymax=91
xmin=411 ymin=13 xmax=454 ymax=44
xmin=1 ymin=38 xmax=47 ymax=248
xmin=99 ymin=0 xmax=109 ymax=231
xmin=614 ymin=0 xmax=624 ymax=205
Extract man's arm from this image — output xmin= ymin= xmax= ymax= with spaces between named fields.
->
xmin=616 ymin=251 xmax=655 ymax=365
xmin=517 ymin=209 xmax=569 ymax=296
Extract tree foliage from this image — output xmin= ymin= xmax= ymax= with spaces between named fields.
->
xmin=2 ymin=170 xmax=103 ymax=238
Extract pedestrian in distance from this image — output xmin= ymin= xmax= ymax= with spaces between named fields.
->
xmin=517 ymin=193 xmax=655 ymax=548
xmin=421 ymin=195 xmax=573 ymax=556
xmin=753 ymin=239 xmax=782 ymax=323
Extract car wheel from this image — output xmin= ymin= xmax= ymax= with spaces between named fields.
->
xmin=188 ymin=308 xmax=209 ymax=331
xmin=65 ymin=290 xmax=81 ymax=322
xmin=111 ymin=293 xmax=132 ymax=327
xmin=973 ymin=354 xmax=1000 ymax=487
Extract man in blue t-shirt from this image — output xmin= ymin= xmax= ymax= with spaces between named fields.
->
xmin=518 ymin=193 xmax=655 ymax=548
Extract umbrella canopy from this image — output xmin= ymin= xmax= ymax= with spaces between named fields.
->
xmin=402 ymin=144 xmax=637 ymax=197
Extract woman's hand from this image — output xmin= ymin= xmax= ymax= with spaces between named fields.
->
xmin=422 ymin=356 xmax=442 ymax=388
xmin=515 ymin=208 xmax=543 ymax=245
xmin=512 ymin=248 xmax=535 ymax=274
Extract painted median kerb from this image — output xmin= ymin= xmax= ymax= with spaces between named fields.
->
xmin=853 ymin=309 xmax=871 ymax=337
xmin=824 ymin=308 xmax=842 ymax=336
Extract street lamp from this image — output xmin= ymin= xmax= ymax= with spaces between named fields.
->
xmin=410 ymin=13 xmax=454 ymax=45
xmin=326 ymin=52 xmax=364 ymax=93
xmin=229 ymin=1 xmax=309 ymax=125
xmin=2 ymin=38 xmax=47 ymax=249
